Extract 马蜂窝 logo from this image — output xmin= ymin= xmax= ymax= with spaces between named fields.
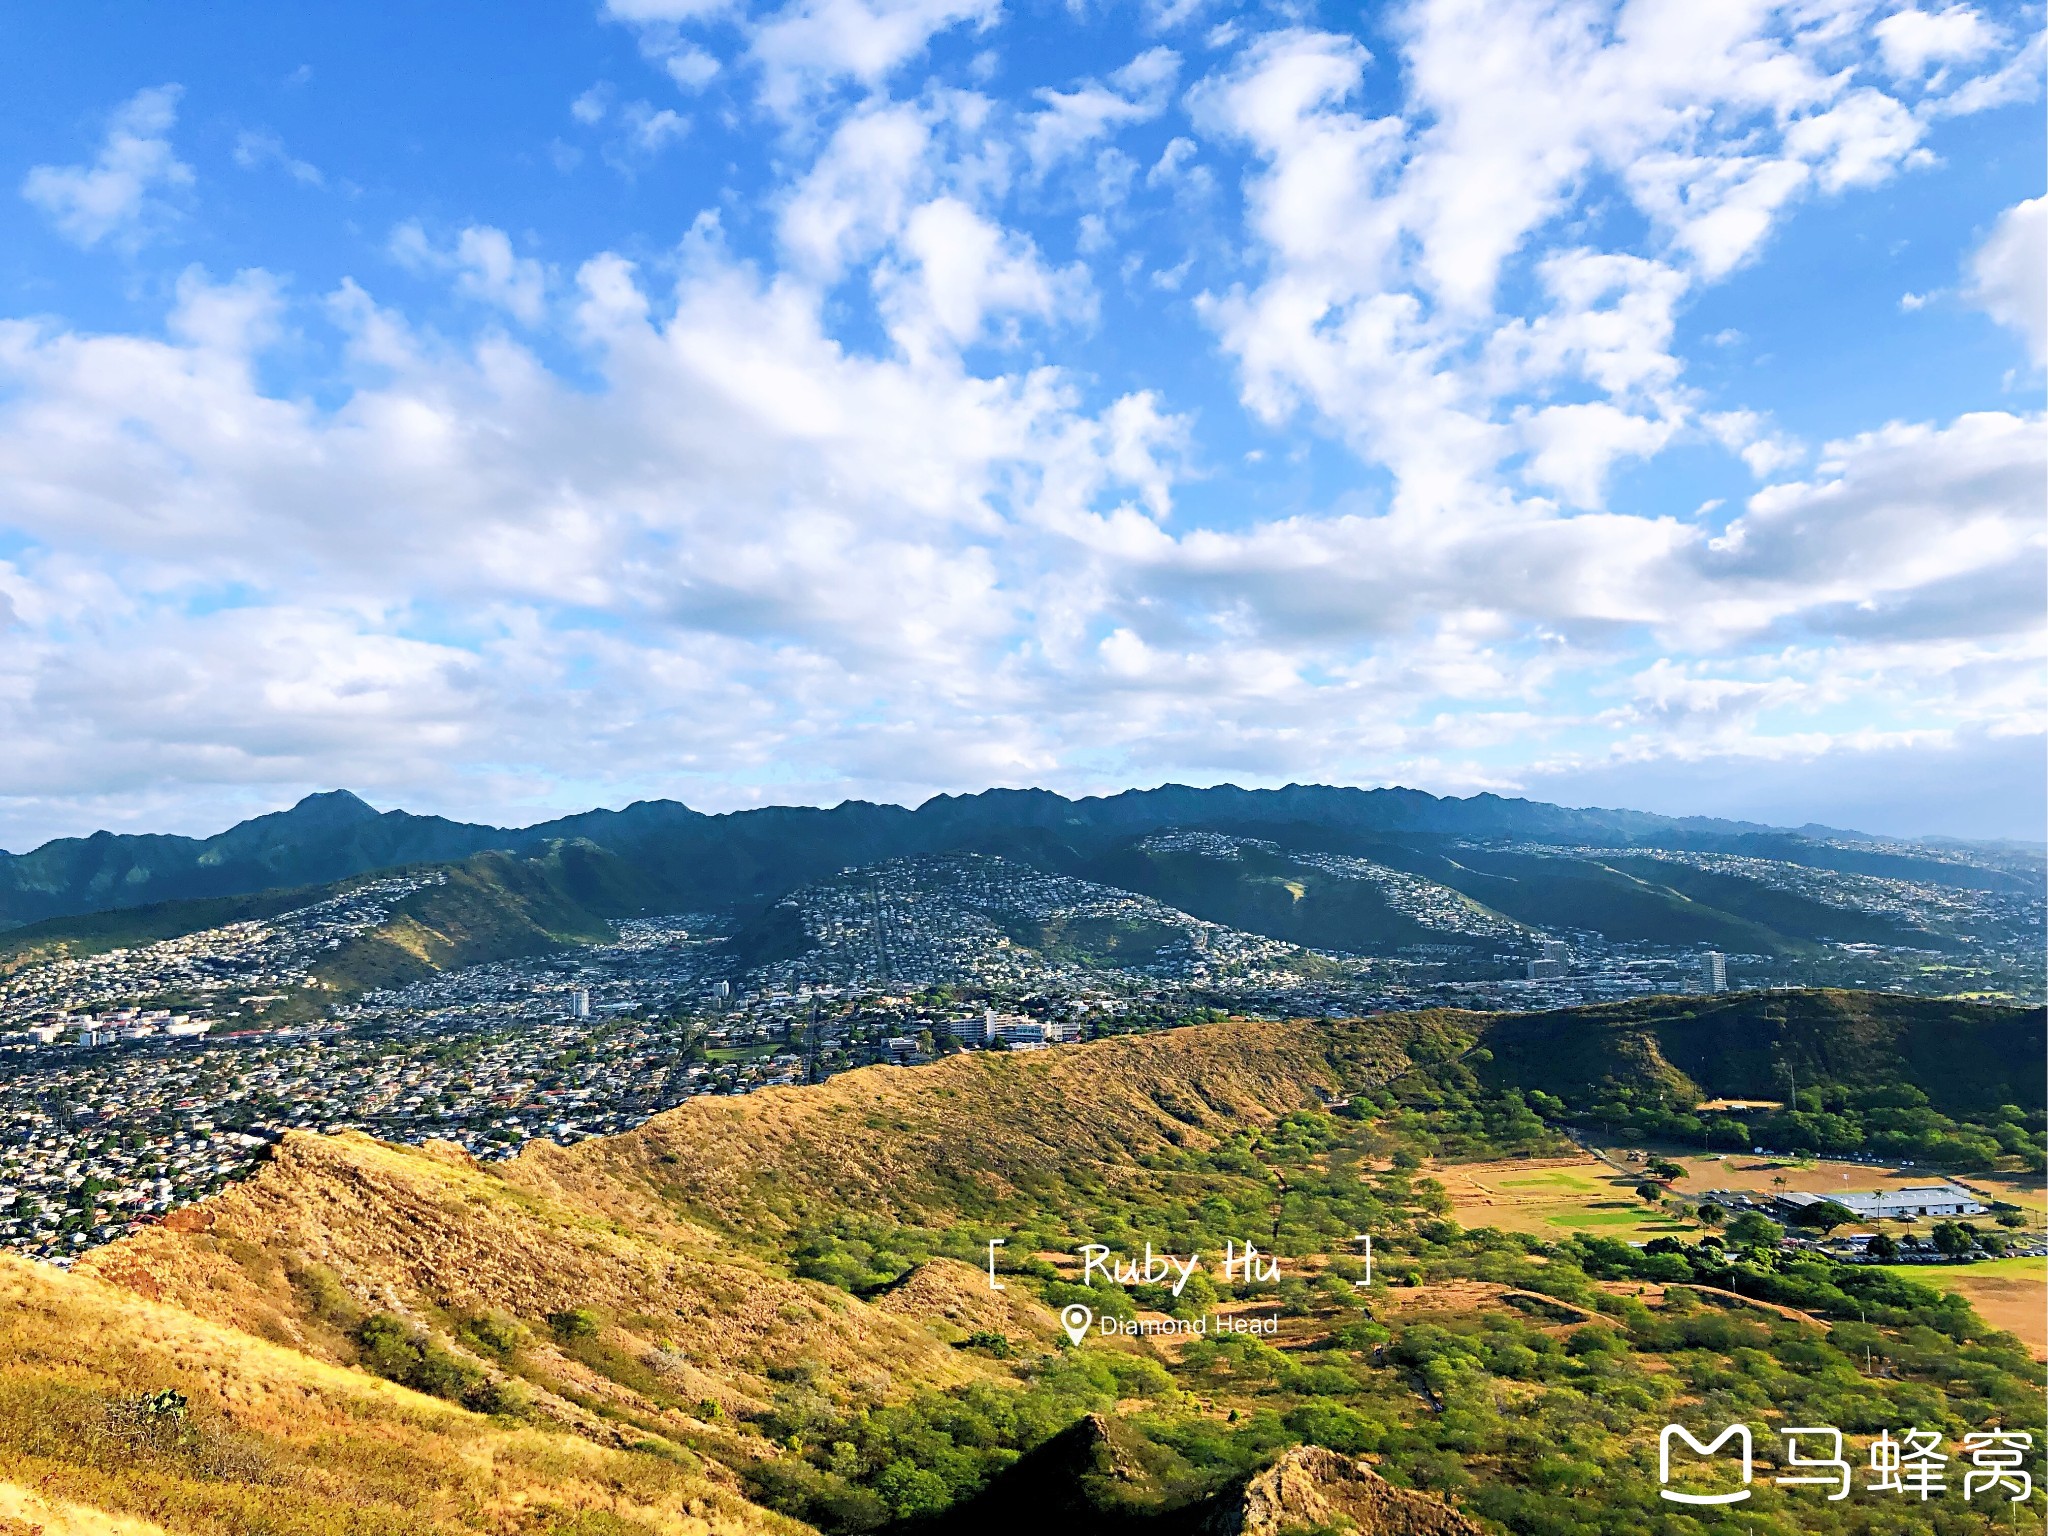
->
xmin=1659 ymin=1423 xmax=1752 ymax=1505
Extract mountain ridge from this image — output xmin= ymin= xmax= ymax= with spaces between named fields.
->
xmin=7 ymin=781 xmax=2029 ymax=933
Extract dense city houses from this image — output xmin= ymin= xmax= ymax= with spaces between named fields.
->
xmin=0 ymin=843 xmax=2038 ymax=1266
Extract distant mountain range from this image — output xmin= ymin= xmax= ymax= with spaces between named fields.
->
xmin=3 ymin=783 xmax=2037 ymax=935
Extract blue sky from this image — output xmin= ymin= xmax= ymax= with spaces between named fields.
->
xmin=0 ymin=0 xmax=2040 ymax=850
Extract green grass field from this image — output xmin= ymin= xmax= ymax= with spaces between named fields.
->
xmin=1872 ymin=1255 xmax=2047 ymax=1283
xmin=705 ymin=1043 xmax=780 ymax=1063
xmin=1438 ymin=1156 xmax=1701 ymax=1243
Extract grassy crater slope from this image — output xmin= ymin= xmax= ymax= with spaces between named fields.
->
xmin=65 ymin=1013 xmax=1454 ymax=1533
xmin=0 ymin=1251 xmax=793 ymax=1535
xmin=28 ymin=995 xmax=2048 ymax=1536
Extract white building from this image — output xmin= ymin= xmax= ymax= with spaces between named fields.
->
xmin=568 ymin=988 xmax=591 ymax=1019
xmin=967 ymin=1008 xmax=1074 ymax=1049
xmin=1776 ymin=1183 xmax=1986 ymax=1221
xmin=1701 ymin=952 xmax=1727 ymax=992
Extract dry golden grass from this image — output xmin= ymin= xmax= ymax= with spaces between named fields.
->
xmin=1873 ymin=1258 xmax=2048 ymax=1359
xmin=82 ymin=1129 xmax=991 ymax=1437
xmin=1970 ymin=1170 xmax=2048 ymax=1219
xmin=539 ymin=1015 xmax=1414 ymax=1236
xmin=1668 ymin=1152 xmax=1955 ymax=1199
xmin=0 ymin=1481 xmax=173 ymax=1536
xmin=0 ymin=1255 xmax=798 ymax=1536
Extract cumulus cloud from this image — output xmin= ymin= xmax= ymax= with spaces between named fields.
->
xmin=391 ymin=223 xmax=549 ymax=325
xmin=21 ymin=85 xmax=193 ymax=248
xmin=779 ymin=101 xmax=935 ymax=278
xmin=749 ymin=0 xmax=1000 ymax=113
xmin=1968 ymin=195 xmax=2046 ymax=365
xmin=1874 ymin=5 xmax=2002 ymax=80
xmin=879 ymin=198 xmax=1091 ymax=355
xmin=1183 ymin=0 xmax=2034 ymax=531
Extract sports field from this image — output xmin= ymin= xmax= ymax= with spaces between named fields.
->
xmin=1434 ymin=1154 xmax=1698 ymax=1243
xmin=1873 ymin=1256 xmax=2048 ymax=1359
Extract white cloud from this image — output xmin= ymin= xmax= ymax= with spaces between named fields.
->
xmin=750 ymin=0 xmax=1001 ymax=114
xmin=603 ymin=0 xmax=733 ymax=20
xmin=1874 ymin=5 xmax=2001 ymax=79
xmin=391 ymin=223 xmax=550 ymax=326
xmin=1519 ymin=402 xmax=1675 ymax=509
xmin=779 ymin=101 xmax=934 ymax=278
xmin=619 ymin=102 xmax=690 ymax=154
xmin=1702 ymin=409 xmax=1803 ymax=479
xmin=21 ymin=85 xmax=193 ymax=248
xmin=1023 ymin=47 xmax=1178 ymax=176
xmin=1702 ymin=411 xmax=2046 ymax=642
xmin=1927 ymin=29 xmax=2045 ymax=114
xmin=1185 ymin=0 xmax=2039 ymax=529
xmin=662 ymin=45 xmax=723 ymax=89
xmin=1782 ymin=86 xmax=1927 ymax=193
xmin=879 ymin=197 xmax=1090 ymax=355
xmin=1968 ymin=195 xmax=2046 ymax=366
xmin=231 ymin=129 xmax=323 ymax=186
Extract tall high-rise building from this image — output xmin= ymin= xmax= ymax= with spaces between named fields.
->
xmin=1701 ymin=952 xmax=1727 ymax=993
xmin=1528 ymin=938 xmax=1572 ymax=979
xmin=569 ymin=987 xmax=591 ymax=1019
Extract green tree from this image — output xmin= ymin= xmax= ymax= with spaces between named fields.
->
xmin=1792 ymin=1200 xmax=1859 ymax=1235
xmin=1725 ymin=1211 xmax=1781 ymax=1249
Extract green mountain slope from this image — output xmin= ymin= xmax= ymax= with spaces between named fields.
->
xmin=1084 ymin=840 xmax=1464 ymax=954
xmin=0 ymin=841 xmax=658 ymax=1010
xmin=0 ymin=876 xmax=379 ymax=975
xmin=307 ymin=846 xmax=636 ymax=997
xmin=1082 ymin=830 xmax=1958 ymax=958
xmin=1473 ymin=988 xmax=2046 ymax=1114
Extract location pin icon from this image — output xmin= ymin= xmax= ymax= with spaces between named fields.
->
xmin=1059 ymin=1303 xmax=1093 ymax=1346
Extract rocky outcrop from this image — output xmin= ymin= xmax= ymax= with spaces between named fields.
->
xmin=1204 ymin=1446 xmax=1486 ymax=1536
